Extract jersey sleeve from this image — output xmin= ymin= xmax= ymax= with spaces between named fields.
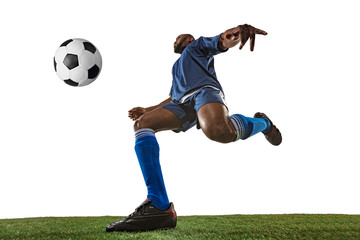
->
xmin=191 ymin=34 xmax=227 ymax=57
xmin=169 ymin=82 xmax=173 ymax=97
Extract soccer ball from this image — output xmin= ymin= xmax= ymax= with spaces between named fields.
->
xmin=54 ymin=38 xmax=102 ymax=87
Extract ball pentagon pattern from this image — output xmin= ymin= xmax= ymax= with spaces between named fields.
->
xmin=54 ymin=38 xmax=102 ymax=87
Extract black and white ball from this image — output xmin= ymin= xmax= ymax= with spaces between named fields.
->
xmin=54 ymin=38 xmax=102 ymax=87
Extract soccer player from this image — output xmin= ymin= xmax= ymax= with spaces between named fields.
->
xmin=106 ymin=24 xmax=282 ymax=232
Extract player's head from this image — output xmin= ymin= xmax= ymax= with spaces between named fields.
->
xmin=174 ymin=34 xmax=194 ymax=54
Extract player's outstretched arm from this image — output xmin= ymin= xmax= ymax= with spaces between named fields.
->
xmin=218 ymin=24 xmax=267 ymax=52
xmin=128 ymin=96 xmax=172 ymax=121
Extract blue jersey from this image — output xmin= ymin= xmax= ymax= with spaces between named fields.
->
xmin=169 ymin=34 xmax=226 ymax=102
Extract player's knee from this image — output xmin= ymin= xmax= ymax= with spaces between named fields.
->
xmin=133 ymin=116 xmax=154 ymax=132
xmin=133 ymin=119 xmax=141 ymax=132
xmin=133 ymin=117 xmax=147 ymax=132
xmin=203 ymin=124 xmax=236 ymax=143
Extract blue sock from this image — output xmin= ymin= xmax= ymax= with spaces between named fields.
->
xmin=230 ymin=114 xmax=271 ymax=140
xmin=134 ymin=128 xmax=170 ymax=210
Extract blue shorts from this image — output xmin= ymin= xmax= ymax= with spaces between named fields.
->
xmin=161 ymin=87 xmax=227 ymax=132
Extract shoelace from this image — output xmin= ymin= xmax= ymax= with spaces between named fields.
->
xmin=109 ymin=201 xmax=150 ymax=225
xmin=133 ymin=203 xmax=147 ymax=215
xmin=127 ymin=201 xmax=149 ymax=218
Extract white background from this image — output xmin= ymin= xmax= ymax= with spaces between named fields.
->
xmin=1 ymin=0 xmax=359 ymax=219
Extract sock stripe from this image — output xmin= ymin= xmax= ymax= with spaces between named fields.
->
xmin=135 ymin=128 xmax=155 ymax=140
xmin=230 ymin=115 xmax=245 ymax=141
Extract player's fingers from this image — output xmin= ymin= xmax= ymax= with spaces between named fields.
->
xmin=239 ymin=36 xmax=249 ymax=50
xmin=239 ymin=25 xmax=250 ymax=50
xmin=254 ymin=27 xmax=268 ymax=35
xmin=133 ymin=114 xmax=140 ymax=120
xmin=129 ymin=107 xmax=142 ymax=113
xmin=129 ymin=113 xmax=136 ymax=120
xmin=128 ymin=108 xmax=137 ymax=113
xmin=247 ymin=24 xmax=267 ymax=35
xmin=250 ymin=34 xmax=255 ymax=51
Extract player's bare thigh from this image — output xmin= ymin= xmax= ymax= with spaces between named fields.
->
xmin=197 ymin=103 xmax=237 ymax=143
xmin=134 ymin=107 xmax=182 ymax=133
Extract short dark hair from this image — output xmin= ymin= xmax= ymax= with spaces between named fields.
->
xmin=184 ymin=34 xmax=194 ymax=40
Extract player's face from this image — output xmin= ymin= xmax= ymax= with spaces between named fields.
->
xmin=174 ymin=34 xmax=193 ymax=54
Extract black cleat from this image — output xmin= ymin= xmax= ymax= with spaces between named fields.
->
xmin=254 ymin=112 xmax=282 ymax=146
xmin=106 ymin=199 xmax=177 ymax=232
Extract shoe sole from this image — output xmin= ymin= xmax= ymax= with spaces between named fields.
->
xmin=107 ymin=225 xmax=176 ymax=232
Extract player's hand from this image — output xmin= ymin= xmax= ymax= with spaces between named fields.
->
xmin=128 ymin=107 xmax=146 ymax=121
xmin=225 ymin=24 xmax=267 ymax=51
